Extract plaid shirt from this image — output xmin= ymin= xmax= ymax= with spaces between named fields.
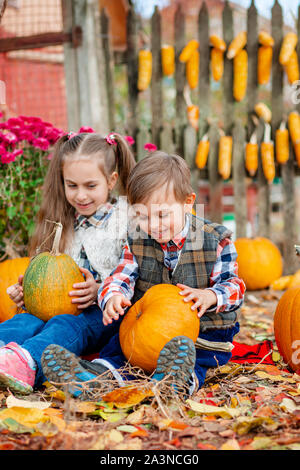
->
xmin=74 ymin=199 xmax=116 ymax=281
xmin=98 ymin=217 xmax=246 ymax=313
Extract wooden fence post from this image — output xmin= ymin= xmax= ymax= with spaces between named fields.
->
xmin=101 ymin=8 xmax=115 ymax=131
xmin=61 ymin=0 xmax=80 ymax=131
xmin=222 ymin=0 xmax=234 ymax=134
xmin=208 ymin=123 xmax=223 ymax=224
xmin=151 ymin=6 xmax=163 ymax=148
xmin=233 ymin=121 xmax=247 ymax=238
xmin=174 ymin=4 xmax=186 ymax=156
xmin=71 ymin=0 xmax=109 ymax=133
xmin=126 ymin=5 xmax=139 ymax=142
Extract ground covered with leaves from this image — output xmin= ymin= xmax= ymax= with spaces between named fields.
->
xmin=0 ymin=289 xmax=299 ymax=451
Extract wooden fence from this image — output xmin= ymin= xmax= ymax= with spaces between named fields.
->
xmin=1 ymin=0 xmax=299 ymax=273
xmin=98 ymin=0 xmax=300 ymax=274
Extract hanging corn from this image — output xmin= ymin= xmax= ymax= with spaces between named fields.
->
xmin=261 ymin=123 xmax=275 ymax=184
xmin=257 ymin=46 xmax=273 ymax=85
xmin=218 ymin=134 xmax=233 ymax=180
xmin=187 ymin=105 xmax=199 ymax=130
xmin=293 ymin=141 xmax=300 ymax=167
xmin=254 ymin=102 xmax=272 ymax=123
xmin=284 ymin=49 xmax=300 ymax=84
xmin=211 ymin=48 xmax=224 ymax=81
xmin=288 ymin=111 xmax=300 ymax=144
xmin=210 ymin=35 xmax=226 ymax=52
xmin=227 ymin=31 xmax=247 ymax=59
xmin=279 ymin=32 xmax=298 ymax=66
xmin=258 ymin=31 xmax=274 ymax=47
xmin=137 ymin=50 xmax=152 ymax=91
xmin=186 ymin=49 xmax=199 ymax=89
xmin=233 ymin=49 xmax=248 ymax=101
xmin=275 ymin=121 xmax=289 ymax=164
xmin=179 ymin=39 xmax=199 ymax=63
xmin=245 ymin=132 xmax=258 ymax=176
xmin=161 ymin=45 xmax=175 ymax=76
xmin=195 ymin=134 xmax=210 ymax=169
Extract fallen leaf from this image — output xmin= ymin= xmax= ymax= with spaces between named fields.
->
xmin=255 ymin=371 xmax=295 ymax=383
xmin=116 ymin=424 xmax=137 ymax=433
xmin=186 ymin=399 xmax=244 ymax=419
xmin=233 ymin=416 xmax=275 ymax=435
xmin=220 ymin=438 xmax=240 ymax=450
xmin=101 ymin=386 xmax=154 ymax=408
xmin=6 ymin=395 xmax=51 ymax=410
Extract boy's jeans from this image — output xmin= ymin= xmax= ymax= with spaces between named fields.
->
xmin=0 ymin=305 xmax=122 ymax=387
xmin=94 ymin=322 xmax=240 ymax=391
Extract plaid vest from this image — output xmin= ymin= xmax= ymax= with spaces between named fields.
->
xmin=128 ymin=214 xmax=238 ymax=332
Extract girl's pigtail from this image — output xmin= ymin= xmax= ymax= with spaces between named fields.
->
xmin=113 ymin=134 xmax=136 ymax=194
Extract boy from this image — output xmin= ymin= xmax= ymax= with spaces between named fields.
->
xmin=42 ymin=152 xmax=245 ymax=396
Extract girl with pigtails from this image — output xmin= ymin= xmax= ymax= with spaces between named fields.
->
xmin=0 ymin=131 xmax=135 ymax=394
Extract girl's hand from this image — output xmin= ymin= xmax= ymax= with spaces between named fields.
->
xmin=103 ymin=294 xmax=131 ymax=326
xmin=6 ymin=275 xmax=24 ymax=308
xmin=69 ymin=267 xmax=99 ymax=310
xmin=177 ymin=283 xmax=217 ymax=319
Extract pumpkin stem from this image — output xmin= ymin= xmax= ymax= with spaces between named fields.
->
xmin=50 ymin=221 xmax=63 ymax=256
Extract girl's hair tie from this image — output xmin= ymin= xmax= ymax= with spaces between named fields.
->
xmin=105 ymin=133 xmax=117 ymax=145
xmin=67 ymin=131 xmax=79 ymax=140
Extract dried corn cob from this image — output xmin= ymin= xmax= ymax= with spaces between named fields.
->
xmin=161 ymin=45 xmax=175 ymax=76
xmin=179 ymin=39 xmax=199 ymax=63
xmin=275 ymin=121 xmax=289 ymax=164
xmin=245 ymin=132 xmax=258 ymax=176
xmin=258 ymin=31 xmax=274 ymax=47
xmin=195 ymin=133 xmax=210 ymax=169
xmin=137 ymin=50 xmax=152 ymax=91
xmin=233 ymin=49 xmax=248 ymax=101
xmin=227 ymin=31 xmax=247 ymax=59
xmin=279 ymin=32 xmax=298 ymax=65
xmin=261 ymin=123 xmax=275 ymax=184
xmin=210 ymin=35 xmax=226 ymax=52
xmin=254 ymin=102 xmax=272 ymax=123
xmin=218 ymin=134 xmax=233 ymax=180
xmin=288 ymin=111 xmax=300 ymax=144
xmin=284 ymin=49 xmax=300 ymax=84
xmin=186 ymin=49 xmax=199 ymax=89
xmin=211 ymin=47 xmax=224 ymax=81
xmin=258 ymin=46 xmax=273 ymax=85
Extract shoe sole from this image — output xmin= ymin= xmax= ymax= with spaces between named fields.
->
xmin=0 ymin=370 xmax=33 ymax=395
xmin=41 ymin=344 xmax=103 ymax=398
xmin=152 ymin=336 xmax=196 ymax=389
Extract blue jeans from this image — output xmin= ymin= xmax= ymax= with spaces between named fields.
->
xmin=0 ymin=305 xmax=122 ymax=387
xmin=97 ymin=322 xmax=240 ymax=390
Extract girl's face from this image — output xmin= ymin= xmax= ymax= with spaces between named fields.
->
xmin=63 ymin=158 xmax=117 ymax=216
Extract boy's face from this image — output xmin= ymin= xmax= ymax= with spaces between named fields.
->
xmin=134 ymin=184 xmax=196 ymax=243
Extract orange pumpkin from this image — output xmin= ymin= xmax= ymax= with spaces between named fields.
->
xmin=235 ymin=237 xmax=283 ymax=290
xmin=0 ymin=257 xmax=31 ymax=322
xmin=22 ymin=223 xmax=85 ymax=322
xmin=119 ymin=284 xmax=200 ymax=373
xmin=274 ymin=287 xmax=300 ymax=373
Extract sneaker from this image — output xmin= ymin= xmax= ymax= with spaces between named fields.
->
xmin=41 ymin=344 xmax=110 ymax=398
xmin=152 ymin=336 xmax=196 ymax=393
xmin=0 ymin=342 xmax=36 ymax=394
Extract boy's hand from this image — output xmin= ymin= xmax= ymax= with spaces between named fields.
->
xmin=69 ymin=267 xmax=99 ymax=310
xmin=103 ymin=294 xmax=131 ymax=326
xmin=6 ymin=275 xmax=24 ymax=308
xmin=177 ymin=283 xmax=217 ymax=319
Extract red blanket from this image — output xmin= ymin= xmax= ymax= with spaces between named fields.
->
xmin=230 ymin=340 xmax=275 ymax=365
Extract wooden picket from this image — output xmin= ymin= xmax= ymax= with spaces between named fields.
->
xmin=99 ymin=0 xmax=300 ymax=273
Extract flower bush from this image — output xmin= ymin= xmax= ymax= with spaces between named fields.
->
xmin=0 ymin=114 xmax=64 ymax=259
